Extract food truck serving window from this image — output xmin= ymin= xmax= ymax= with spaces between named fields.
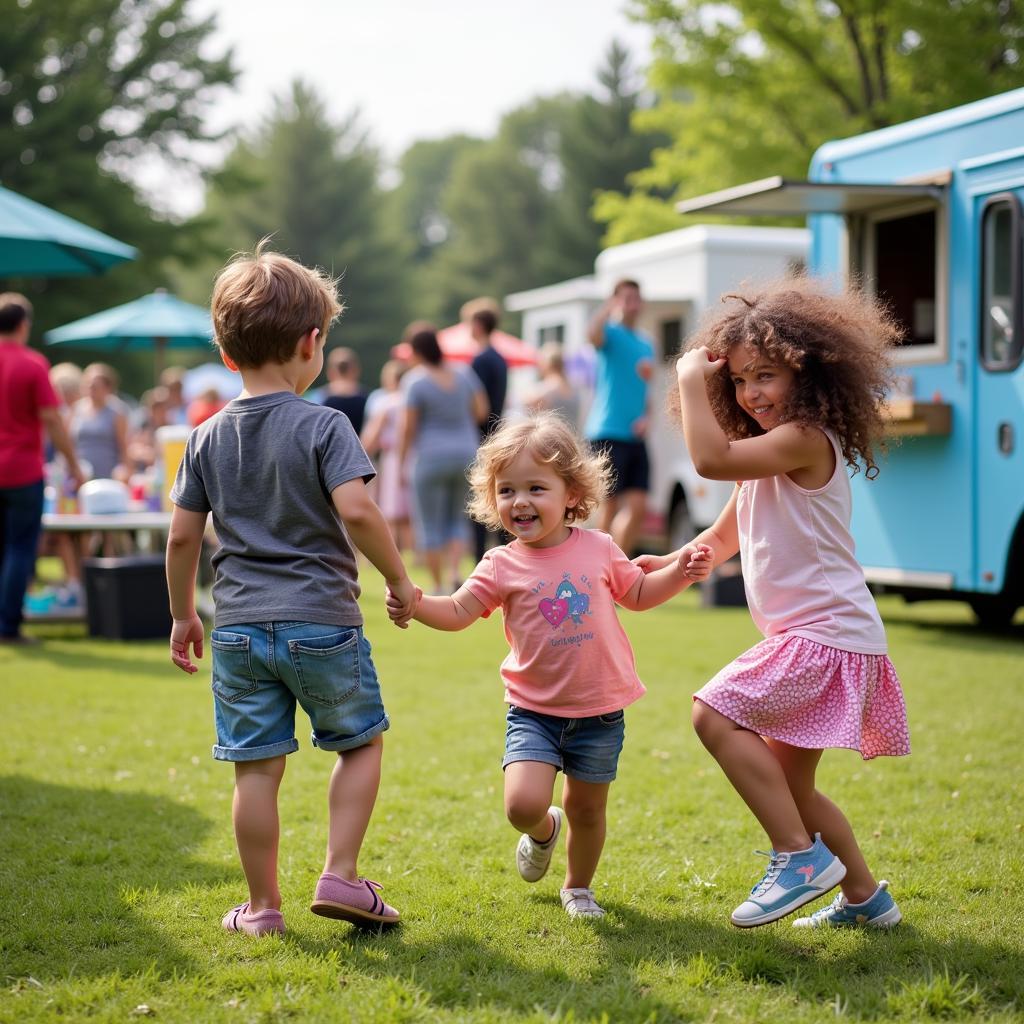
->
xmin=850 ymin=200 xmax=945 ymax=364
xmin=981 ymin=194 xmax=1023 ymax=372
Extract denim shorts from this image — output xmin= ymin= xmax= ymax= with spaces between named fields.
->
xmin=502 ymin=705 xmax=626 ymax=783
xmin=209 ymin=621 xmax=389 ymax=762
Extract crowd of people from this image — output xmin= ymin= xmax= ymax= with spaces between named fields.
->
xmin=1 ymin=284 xmax=612 ymax=636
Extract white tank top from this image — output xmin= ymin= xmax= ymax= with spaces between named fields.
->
xmin=736 ymin=429 xmax=887 ymax=654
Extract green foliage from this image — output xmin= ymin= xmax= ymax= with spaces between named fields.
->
xmin=601 ymin=0 xmax=1024 ymax=241
xmin=398 ymin=44 xmax=669 ymax=327
xmin=0 ymin=0 xmax=236 ymax=390
xmin=182 ymin=81 xmax=412 ymax=380
xmin=536 ymin=42 xmax=670 ymax=282
xmin=2 ymin=588 xmax=1023 ymax=1022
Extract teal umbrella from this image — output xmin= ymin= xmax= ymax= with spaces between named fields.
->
xmin=0 ymin=185 xmax=136 ymax=276
xmin=45 ymin=289 xmax=214 ymax=373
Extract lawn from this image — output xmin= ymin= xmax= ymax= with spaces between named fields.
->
xmin=1 ymin=585 xmax=1022 ymax=1023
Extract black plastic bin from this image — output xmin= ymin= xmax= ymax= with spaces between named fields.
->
xmin=83 ymin=555 xmax=171 ymax=640
xmin=700 ymin=561 xmax=748 ymax=609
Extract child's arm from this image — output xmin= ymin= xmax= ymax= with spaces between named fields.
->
xmin=387 ymin=585 xmax=488 ymax=631
xmin=676 ymin=348 xmax=830 ymax=481
xmin=634 ymin=487 xmax=741 ymax=575
xmin=166 ymin=505 xmax=207 ymax=674
xmin=331 ymin=478 xmax=417 ymax=626
xmin=619 ymin=541 xmax=713 ymax=611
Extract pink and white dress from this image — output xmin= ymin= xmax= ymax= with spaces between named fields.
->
xmin=695 ymin=430 xmax=910 ymax=760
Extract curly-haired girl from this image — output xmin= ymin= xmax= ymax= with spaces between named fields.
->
xmin=388 ymin=412 xmax=712 ymax=919
xmin=641 ymin=277 xmax=910 ymax=930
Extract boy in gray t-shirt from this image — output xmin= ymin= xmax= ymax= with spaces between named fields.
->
xmin=166 ymin=245 xmax=416 ymax=936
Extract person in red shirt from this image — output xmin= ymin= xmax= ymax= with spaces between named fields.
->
xmin=0 ymin=294 xmax=85 ymax=643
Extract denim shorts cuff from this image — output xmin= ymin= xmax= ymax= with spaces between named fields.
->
xmin=564 ymin=766 xmax=618 ymax=784
xmin=313 ymin=713 xmax=390 ymax=752
xmin=502 ymin=749 xmax=563 ymax=771
xmin=213 ymin=737 xmax=299 ymax=762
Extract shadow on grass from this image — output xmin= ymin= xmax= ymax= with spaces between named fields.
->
xmin=602 ymin=905 xmax=1023 ymax=1016
xmin=881 ymin=607 xmax=1024 ymax=646
xmin=0 ymin=775 xmax=232 ymax=982
xmin=7 ymin=640 xmax=171 ymax=681
xmin=286 ymin=899 xmax=1023 ymax=1019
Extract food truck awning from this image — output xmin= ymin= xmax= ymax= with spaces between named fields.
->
xmin=676 ymin=176 xmax=945 ymax=217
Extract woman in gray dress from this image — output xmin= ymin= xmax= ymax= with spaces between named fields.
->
xmin=70 ymin=363 xmax=129 ymax=481
xmin=399 ymin=329 xmax=487 ymax=594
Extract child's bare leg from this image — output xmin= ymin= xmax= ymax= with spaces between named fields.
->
xmin=447 ymin=537 xmax=464 ymax=585
xmin=505 ymin=760 xmax=558 ymax=839
xmin=233 ymin=755 xmax=286 ymax=911
xmin=561 ymin=776 xmax=610 ymax=889
xmin=692 ymin=700 xmax=811 ymax=852
xmin=595 ymin=495 xmax=617 ymax=536
xmin=324 ymin=734 xmax=383 ymax=881
xmin=766 ymin=739 xmax=878 ymax=903
xmin=423 ymin=548 xmax=443 ymax=592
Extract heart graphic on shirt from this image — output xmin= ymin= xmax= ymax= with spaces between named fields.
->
xmin=539 ymin=597 xmax=569 ymax=627
xmin=568 ymin=593 xmax=589 ymax=619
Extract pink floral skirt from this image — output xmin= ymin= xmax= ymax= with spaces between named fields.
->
xmin=694 ymin=634 xmax=910 ymax=760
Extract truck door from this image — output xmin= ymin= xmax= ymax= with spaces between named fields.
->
xmin=975 ymin=190 xmax=1024 ymax=601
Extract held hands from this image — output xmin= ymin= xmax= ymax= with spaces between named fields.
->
xmin=677 ymin=541 xmax=714 ymax=581
xmin=169 ymin=615 xmax=204 ymax=674
xmin=385 ymin=577 xmax=421 ymax=628
xmin=676 ymin=346 xmax=727 ymax=383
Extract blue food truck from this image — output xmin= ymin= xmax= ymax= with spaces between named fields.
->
xmin=677 ymin=88 xmax=1024 ymax=626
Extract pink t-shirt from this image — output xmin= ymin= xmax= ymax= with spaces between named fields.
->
xmin=462 ymin=527 xmax=646 ymax=717
xmin=737 ymin=429 xmax=887 ymax=655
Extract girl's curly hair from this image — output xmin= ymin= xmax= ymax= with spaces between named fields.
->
xmin=680 ymin=276 xmax=902 ymax=478
xmin=467 ymin=413 xmax=611 ymax=531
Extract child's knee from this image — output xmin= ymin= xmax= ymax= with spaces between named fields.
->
xmin=563 ymin=795 xmax=605 ymax=829
xmin=505 ymin=791 xmax=550 ymax=830
xmin=691 ymin=699 xmax=717 ymax=742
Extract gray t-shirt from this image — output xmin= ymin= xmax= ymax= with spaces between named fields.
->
xmin=170 ymin=391 xmax=375 ymax=628
xmin=404 ymin=367 xmax=481 ymax=463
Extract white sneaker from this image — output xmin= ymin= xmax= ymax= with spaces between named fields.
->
xmin=560 ymin=887 xmax=605 ymax=919
xmin=515 ymin=806 xmax=562 ymax=882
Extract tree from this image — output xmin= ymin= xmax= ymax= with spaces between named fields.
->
xmin=598 ymin=0 xmax=1024 ymax=242
xmin=419 ymin=45 xmax=669 ymax=323
xmin=0 ymin=0 xmax=236 ymax=362
xmin=188 ymin=81 xmax=412 ymax=375
xmin=425 ymin=95 xmax=576 ymax=325
xmin=537 ymin=41 xmax=670 ymax=280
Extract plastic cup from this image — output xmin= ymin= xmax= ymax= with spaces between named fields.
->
xmin=156 ymin=425 xmax=191 ymax=511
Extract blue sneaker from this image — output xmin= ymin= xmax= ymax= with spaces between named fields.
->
xmin=731 ymin=833 xmax=846 ymax=928
xmin=792 ymin=879 xmax=901 ymax=928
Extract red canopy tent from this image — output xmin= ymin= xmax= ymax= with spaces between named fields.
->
xmin=392 ymin=321 xmax=538 ymax=368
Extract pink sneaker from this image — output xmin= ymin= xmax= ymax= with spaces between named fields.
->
xmin=310 ymin=873 xmax=400 ymax=927
xmin=221 ymin=902 xmax=285 ymax=936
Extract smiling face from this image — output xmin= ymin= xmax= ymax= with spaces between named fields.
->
xmin=495 ymin=448 xmax=578 ymax=549
xmin=727 ymin=344 xmax=797 ymax=431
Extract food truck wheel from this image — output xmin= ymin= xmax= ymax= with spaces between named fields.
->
xmin=969 ymin=593 xmax=1019 ymax=629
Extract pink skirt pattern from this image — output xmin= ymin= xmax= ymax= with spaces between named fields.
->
xmin=694 ymin=634 xmax=910 ymax=760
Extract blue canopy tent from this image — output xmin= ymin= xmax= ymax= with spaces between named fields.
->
xmin=44 ymin=289 xmax=214 ymax=374
xmin=0 ymin=185 xmax=136 ymax=276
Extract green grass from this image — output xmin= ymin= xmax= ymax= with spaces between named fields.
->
xmin=2 ymin=585 xmax=1023 ymax=1023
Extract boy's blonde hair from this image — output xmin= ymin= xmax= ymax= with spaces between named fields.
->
xmin=211 ymin=241 xmax=343 ymax=368
xmin=467 ymin=413 xmax=611 ymax=531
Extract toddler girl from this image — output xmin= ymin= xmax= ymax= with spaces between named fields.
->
xmin=641 ymin=278 xmax=910 ymax=929
xmin=389 ymin=413 xmax=711 ymax=918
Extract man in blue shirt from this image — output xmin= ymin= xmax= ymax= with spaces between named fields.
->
xmin=584 ymin=279 xmax=653 ymax=556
